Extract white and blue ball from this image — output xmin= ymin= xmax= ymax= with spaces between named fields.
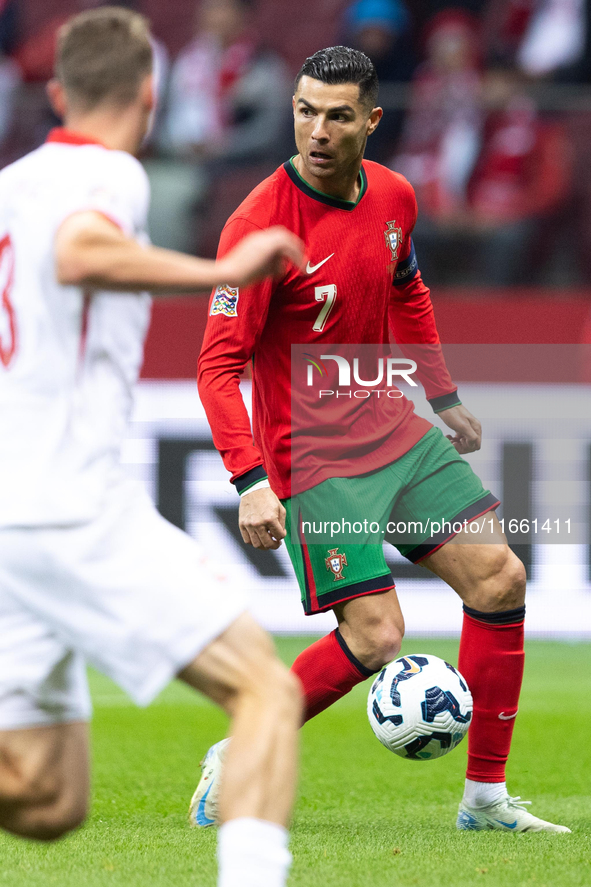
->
xmin=367 ymin=654 xmax=473 ymax=760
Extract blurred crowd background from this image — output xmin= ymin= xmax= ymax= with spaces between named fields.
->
xmin=1 ymin=0 xmax=591 ymax=288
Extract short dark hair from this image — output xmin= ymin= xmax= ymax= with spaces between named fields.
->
xmin=294 ymin=46 xmax=379 ymax=110
xmin=56 ymin=7 xmax=153 ymax=111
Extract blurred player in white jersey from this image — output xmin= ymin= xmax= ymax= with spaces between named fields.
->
xmin=0 ymin=9 xmax=304 ymax=887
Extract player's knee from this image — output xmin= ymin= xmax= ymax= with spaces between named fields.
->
xmin=23 ymin=798 xmax=87 ymax=842
xmin=476 ymin=546 xmax=526 ymax=610
xmin=0 ymin=758 xmax=60 ymax=809
xmin=0 ymin=780 xmax=88 ymax=842
xmin=224 ymin=627 xmax=303 ymax=724
xmin=47 ymin=790 xmax=88 ymax=839
xmin=352 ymin=618 xmax=404 ymax=672
xmin=371 ymin=624 xmax=404 ymax=670
xmin=259 ymin=659 xmax=303 ymax=725
xmin=499 ymin=550 xmax=527 ymax=608
xmin=279 ymin=666 xmax=304 ymax=724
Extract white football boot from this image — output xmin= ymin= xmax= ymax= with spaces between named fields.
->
xmin=188 ymin=737 xmax=230 ymax=828
xmin=457 ymin=795 xmax=571 ymax=833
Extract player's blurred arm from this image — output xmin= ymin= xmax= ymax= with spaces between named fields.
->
xmin=55 ymin=211 xmax=304 ymax=294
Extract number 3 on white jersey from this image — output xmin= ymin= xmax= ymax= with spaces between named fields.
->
xmin=0 ymin=233 xmax=16 ymax=368
xmin=313 ymin=284 xmax=337 ymax=332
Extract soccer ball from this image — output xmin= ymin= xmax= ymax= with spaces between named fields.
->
xmin=367 ymin=654 xmax=473 ymax=760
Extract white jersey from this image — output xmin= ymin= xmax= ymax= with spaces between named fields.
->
xmin=0 ymin=133 xmax=247 ymax=727
xmin=0 ymin=129 xmax=151 ymax=527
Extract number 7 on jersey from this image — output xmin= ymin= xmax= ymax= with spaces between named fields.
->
xmin=313 ymin=284 xmax=337 ymax=332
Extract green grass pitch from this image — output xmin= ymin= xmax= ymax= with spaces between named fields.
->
xmin=1 ymin=637 xmax=590 ymax=886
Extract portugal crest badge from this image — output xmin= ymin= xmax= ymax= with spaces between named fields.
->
xmin=384 ymin=220 xmax=403 ymax=261
xmin=325 ymin=548 xmax=348 ymax=582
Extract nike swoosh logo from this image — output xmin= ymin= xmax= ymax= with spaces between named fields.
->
xmin=494 ymin=818 xmax=518 ymax=829
xmin=499 ymin=711 xmax=518 ymax=720
xmin=306 ymin=253 xmax=334 ymax=274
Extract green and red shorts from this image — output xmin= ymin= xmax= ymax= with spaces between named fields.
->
xmin=283 ymin=427 xmax=499 ymax=615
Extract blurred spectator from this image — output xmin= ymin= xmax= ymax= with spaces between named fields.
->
xmin=483 ymin=0 xmax=537 ymax=68
xmin=150 ymin=0 xmax=291 ymax=251
xmin=484 ymin=0 xmax=591 ymax=82
xmin=517 ymin=0 xmax=591 ymax=81
xmin=160 ymin=0 xmax=290 ymax=160
xmin=469 ymin=66 xmax=570 ymax=220
xmin=0 ymin=0 xmax=17 ymax=57
xmin=13 ymin=0 xmax=166 ymax=86
xmin=0 ymin=50 xmax=18 ymax=144
xmin=404 ymin=0 xmax=489 ymax=47
xmin=0 ymin=0 xmax=19 ymax=156
xmin=466 ymin=63 xmax=571 ymax=283
xmin=394 ymin=56 xmax=572 ymax=284
xmin=342 ymin=0 xmax=415 ymax=161
xmin=8 ymin=0 xmax=167 ymax=159
xmin=393 ymin=9 xmax=483 ymax=218
xmin=12 ymin=16 xmax=62 ymax=85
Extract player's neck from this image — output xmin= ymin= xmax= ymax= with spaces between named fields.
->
xmin=63 ymin=106 xmax=146 ymax=155
xmin=293 ymin=154 xmax=363 ymax=203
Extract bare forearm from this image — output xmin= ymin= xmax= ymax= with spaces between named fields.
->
xmin=59 ymin=239 xmax=225 ymax=294
xmin=55 ymin=212 xmax=304 ymax=296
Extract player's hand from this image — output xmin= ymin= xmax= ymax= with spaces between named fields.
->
xmin=239 ymin=487 xmax=287 ymax=550
xmin=438 ymin=404 xmax=482 ymax=454
xmin=218 ymin=227 xmax=305 ymax=287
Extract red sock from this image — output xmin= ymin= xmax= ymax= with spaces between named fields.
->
xmin=291 ymin=629 xmax=374 ymax=722
xmin=459 ymin=606 xmax=525 ymax=783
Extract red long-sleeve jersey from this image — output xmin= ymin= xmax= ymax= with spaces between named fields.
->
xmin=198 ymin=159 xmax=460 ymax=498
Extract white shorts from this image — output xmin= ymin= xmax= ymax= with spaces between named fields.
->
xmin=0 ymin=479 xmax=246 ymax=730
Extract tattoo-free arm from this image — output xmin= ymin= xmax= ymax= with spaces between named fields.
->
xmin=55 ymin=212 xmax=304 ymax=295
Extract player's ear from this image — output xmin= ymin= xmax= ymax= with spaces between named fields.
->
xmin=367 ymin=106 xmax=383 ymax=135
xmin=47 ymin=79 xmax=67 ymax=121
xmin=139 ymin=73 xmax=156 ymax=114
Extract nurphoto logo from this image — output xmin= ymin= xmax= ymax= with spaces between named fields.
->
xmin=304 ymin=352 xmax=417 ymax=399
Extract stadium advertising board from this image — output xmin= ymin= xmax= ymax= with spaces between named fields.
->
xmin=125 ymin=363 xmax=591 ymax=637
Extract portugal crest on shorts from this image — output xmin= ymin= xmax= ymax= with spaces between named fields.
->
xmin=210 ymin=284 xmax=239 ymax=317
xmin=325 ymin=548 xmax=348 ymax=582
xmin=384 ymin=220 xmax=403 ymax=261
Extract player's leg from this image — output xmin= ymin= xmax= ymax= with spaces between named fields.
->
xmin=287 ymin=431 xmax=502 ymax=723
xmin=383 ymin=429 xmax=570 ymax=834
xmin=13 ymin=481 xmax=302 ymax=881
xmin=333 ymin=586 xmax=405 ymax=672
xmin=283 ymin=476 xmax=403 ymax=721
xmin=421 ymin=514 xmax=526 ymax=792
xmin=421 ymin=515 xmax=569 ymax=832
xmin=367 ymin=426 xmax=569 ymax=831
xmin=0 ymin=584 xmax=92 ymax=842
xmin=0 ymin=722 xmax=89 ymax=841
xmin=180 ymin=612 xmax=301 ymax=828
xmin=386 ymin=429 xmax=523 ymax=803
xmin=182 ymin=613 xmax=301 ymax=886
xmin=290 ymin=588 xmax=404 ymax=721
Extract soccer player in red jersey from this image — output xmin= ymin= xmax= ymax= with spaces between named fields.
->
xmin=196 ymin=46 xmax=569 ymax=833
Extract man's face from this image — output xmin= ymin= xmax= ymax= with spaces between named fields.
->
xmin=199 ymin=0 xmax=246 ymax=45
xmin=293 ymin=76 xmax=380 ymax=180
